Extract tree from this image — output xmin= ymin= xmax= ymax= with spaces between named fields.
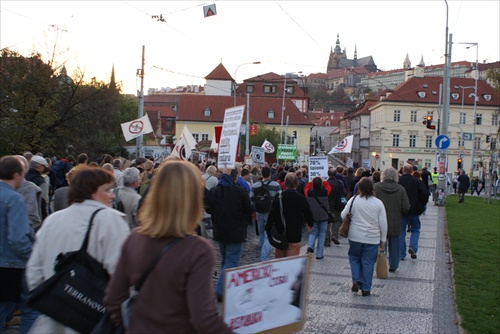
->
xmin=238 ymin=123 xmax=280 ymax=162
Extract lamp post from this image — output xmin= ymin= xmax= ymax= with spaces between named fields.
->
xmin=456 ymin=42 xmax=479 ymax=174
xmin=280 ymin=71 xmax=301 ymax=144
xmin=233 ymin=61 xmax=261 ymax=107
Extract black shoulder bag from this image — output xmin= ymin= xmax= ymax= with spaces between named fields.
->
xmin=267 ymin=192 xmax=289 ymax=250
xmin=314 ymin=196 xmax=335 ymax=223
xmin=27 ymin=208 xmax=109 ymax=333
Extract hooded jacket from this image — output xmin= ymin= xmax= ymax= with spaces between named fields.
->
xmin=374 ymin=181 xmax=410 ymax=236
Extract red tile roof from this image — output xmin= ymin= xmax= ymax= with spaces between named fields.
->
xmin=177 ymin=95 xmax=313 ymax=126
xmin=377 ymin=76 xmax=499 ymax=106
xmin=144 ymin=105 xmax=176 ymax=118
xmin=205 ymin=63 xmax=233 ymax=81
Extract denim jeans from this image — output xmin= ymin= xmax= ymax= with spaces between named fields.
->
xmin=307 ymin=221 xmax=328 ymax=258
xmin=348 ymin=240 xmax=379 ymax=291
xmin=386 ymin=235 xmax=400 ymax=271
xmin=19 ymin=273 xmax=39 ymax=334
xmin=256 ymin=212 xmax=271 ymax=261
xmin=0 ymin=302 xmax=17 ymax=334
xmin=399 ymin=215 xmax=421 ymax=258
xmin=215 ymin=242 xmax=243 ymax=297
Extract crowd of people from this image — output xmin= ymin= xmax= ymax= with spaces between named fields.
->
xmin=1 ymin=150 xmax=493 ymax=332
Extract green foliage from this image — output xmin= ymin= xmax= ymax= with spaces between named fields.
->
xmin=0 ymin=49 xmax=137 ymax=159
xmin=486 ymin=69 xmax=500 ymax=94
xmin=239 ymin=123 xmax=280 ymax=161
xmin=446 ymin=195 xmax=500 ymax=334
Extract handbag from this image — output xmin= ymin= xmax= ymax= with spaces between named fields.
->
xmin=267 ymin=192 xmax=289 ymax=250
xmin=27 ymin=208 xmax=109 ymax=333
xmin=339 ymin=196 xmax=356 ymax=238
xmin=376 ymin=246 xmax=388 ymax=279
xmin=314 ymin=196 xmax=335 ymax=223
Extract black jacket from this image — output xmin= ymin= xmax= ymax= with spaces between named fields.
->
xmin=398 ymin=174 xmax=429 ymax=216
xmin=266 ymin=189 xmax=313 ymax=244
xmin=205 ymin=174 xmax=252 ymax=243
xmin=327 ymin=177 xmax=347 ymax=211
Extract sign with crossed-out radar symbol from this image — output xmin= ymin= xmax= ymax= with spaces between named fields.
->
xmin=251 ymin=146 xmax=265 ymax=166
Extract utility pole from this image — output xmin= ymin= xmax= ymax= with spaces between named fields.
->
xmin=135 ymin=45 xmax=145 ymax=159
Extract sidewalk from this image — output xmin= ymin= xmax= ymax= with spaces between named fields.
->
xmin=297 ymin=202 xmax=463 ymax=334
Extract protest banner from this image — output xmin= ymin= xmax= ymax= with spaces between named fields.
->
xmin=222 ymin=255 xmax=310 ymax=334
xmin=276 ymin=144 xmax=297 ymax=161
xmin=251 ymin=146 xmax=265 ymax=167
xmin=308 ymin=156 xmax=329 ymax=181
xmin=217 ymin=105 xmax=245 ymax=169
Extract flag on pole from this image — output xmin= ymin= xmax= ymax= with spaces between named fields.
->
xmin=328 ymin=135 xmax=354 ymax=154
xmin=121 ymin=115 xmax=154 ymax=142
xmin=261 ymin=139 xmax=275 ymax=153
xmin=171 ymin=126 xmax=197 ymax=160
xmin=210 ymin=131 xmax=218 ymax=152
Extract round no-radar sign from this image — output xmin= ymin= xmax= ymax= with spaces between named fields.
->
xmin=375 ymin=154 xmax=380 ymax=160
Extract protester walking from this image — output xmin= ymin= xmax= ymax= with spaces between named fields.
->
xmin=304 ymin=177 xmax=331 ymax=259
xmin=26 ymin=167 xmax=130 ymax=333
xmin=374 ymin=168 xmax=410 ymax=272
xmin=457 ymin=170 xmax=470 ymax=203
xmin=104 ymin=160 xmax=232 ymax=333
xmin=342 ymin=177 xmax=387 ymax=296
xmin=326 ymin=168 xmax=347 ymax=246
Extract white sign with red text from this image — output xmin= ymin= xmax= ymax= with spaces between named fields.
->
xmin=222 ymin=255 xmax=310 ymax=333
xmin=218 ymin=105 xmax=245 ymax=169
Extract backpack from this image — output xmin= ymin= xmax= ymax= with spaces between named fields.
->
xmin=51 ymin=160 xmax=70 ymax=189
xmin=112 ymin=188 xmax=125 ymax=213
xmin=254 ymin=180 xmax=273 ymax=213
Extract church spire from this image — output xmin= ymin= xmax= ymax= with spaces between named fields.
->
xmin=403 ymin=53 xmax=411 ymax=69
xmin=110 ymin=64 xmax=116 ymax=90
xmin=354 ymin=44 xmax=358 ymax=60
xmin=418 ymin=55 xmax=425 ymax=67
xmin=334 ymin=33 xmax=342 ymax=53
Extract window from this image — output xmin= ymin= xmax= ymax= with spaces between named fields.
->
xmin=425 ymin=159 xmax=432 ymax=168
xmin=393 ymin=134 xmax=400 ymax=147
xmin=393 ymin=110 xmax=400 ymax=122
xmin=263 ymin=85 xmax=277 ymax=94
xmin=459 ymin=112 xmax=466 ymax=125
xmin=285 ymin=84 xmax=294 ymax=94
xmin=193 ymin=133 xmax=199 ymax=142
xmin=409 ymin=135 xmax=416 ymax=147
xmin=492 ymin=114 xmax=498 ymax=126
xmin=474 ymin=137 xmax=481 ymax=150
xmin=267 ymin=110 xmax=275 ymax=119
xmin=201 ymin=133 xmax=208 ymax=141
xmin=425 ymin=136 xmax=432 ymax=148
xmin=204 ymin=107 xmax=211 ymax=117
xmin=164 ymin=120 xmax=174 ymax=132
xmin=246 ymin=84 xmax=254 ymax=93
xmin=410 ymin=110 xmax=417 ymax=123
xmin=491 ymin=138 xmax=497 ymax=150
xmin=476 ymin=114 xmax=482 ymax=125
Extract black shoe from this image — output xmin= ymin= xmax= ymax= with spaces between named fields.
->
xmin=316 ymin=256 xmax=324 ymax=260
xmin=408 ymin=247 xmax=417 ymax=259
xmin=216 ymin=295 xmax=223 ymax=303
xmin=332 ymin=237 xmax=340 ymax=245
xmin=400 ymin=257 xmax=405 ymax=261
xmin=389 ymin=268 xmax=396 ymax=273
xmin=324 ymin=243 xmax=331 ymax=247
xmin=361 ymin=290 xmax=371 ymax=297
xmin=307 ymin=247 xmax=314 ymax=254
xmin=351 ymin=281 xmax=361 ymax=292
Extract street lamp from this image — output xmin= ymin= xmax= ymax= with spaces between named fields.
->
xmin=233 ymin=61 xmax=261 ymax=107
xmin=280 ymin=71 xmax=302 ymax=144
xmin=456 ymin=42 xmax=479 ymax=174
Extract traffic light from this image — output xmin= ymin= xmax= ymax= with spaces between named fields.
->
xmin=423 ymin=115 xmax=436 ymax=129
xmin=293 ymin=130 xmax=297 ymax=139
xmin=457 ymin=158 xmax=463 ymax=170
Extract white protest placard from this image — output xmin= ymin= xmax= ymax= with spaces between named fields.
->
xmin=308 ymin=156 xmax=329 ymax=181
xmin=251 ymin=146 xmax=265 ymax=167
xmin=217 ymin=105 xmax=245 ymax=169
xmin=222 ymin=255 xmax=310 ymax=334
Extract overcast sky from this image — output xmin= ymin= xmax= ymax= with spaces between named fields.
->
xmin=1 ymin=1 xmax=499 ymax=95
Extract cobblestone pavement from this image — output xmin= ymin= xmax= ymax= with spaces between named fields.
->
xmin=211 ymin=202 xmax=464 ymax=334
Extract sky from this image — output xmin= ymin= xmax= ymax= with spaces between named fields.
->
xmin=1 ymin=1 xmax=499 ymax=96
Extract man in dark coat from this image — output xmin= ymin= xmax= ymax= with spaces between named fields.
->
xmin=398 ymin=164 xmax=429 ymax=260
xmin=205 ymin=168 xmax=252 ymax=302
xmin=457 ymin=170 xmax=470 ymax=203
xmin=325 ymin=168 xmax=347 ymax=246
xmin=266 ymin=173 xmax=314 ymax=258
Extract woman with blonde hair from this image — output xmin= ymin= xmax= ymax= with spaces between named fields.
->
xmin=104 ymin=160 xmax=232 ymax=333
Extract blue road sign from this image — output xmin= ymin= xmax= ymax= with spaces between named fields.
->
xmin=435 ymin=135 xmax=451 ymax=149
